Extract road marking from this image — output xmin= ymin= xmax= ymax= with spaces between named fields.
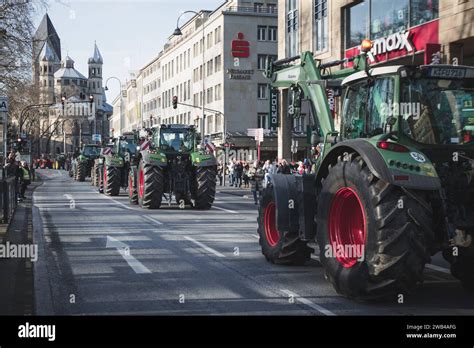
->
xmin=280 ymin=289 xmax=336 ymax=316
xmin=106 ymin=236 xmax=151 ymax=274
xmin=184 ymin=236 xmax=226 ymax=258
xmin=143 ymin=215 xmax=163 ymax=225
xmin=100 ymin=192 xmax=137 ymax=211
xmin=426 ymin=264 xmax=451 ymax=274
xmin=213 ymin=206 xmax=238 ymax=214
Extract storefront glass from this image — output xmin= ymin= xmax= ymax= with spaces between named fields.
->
xmin=346 ymin=1 xmax=368 ymax=49
xmin=411 ymin=0 xmax=439 ymax=26
xmin=370 ymin=0 xmax=409 ymax=40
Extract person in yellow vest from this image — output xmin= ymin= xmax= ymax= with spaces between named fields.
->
xmin=19 ymin=161 xmax=31 ymax=199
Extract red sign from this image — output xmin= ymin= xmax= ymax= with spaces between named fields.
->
xmin=345 ymin=20 xmax=439 ymax=65
xmin=425 ymin=43 xmax=442 ymax=64
xmin=231 ymin=33 xmax=250 ymax=58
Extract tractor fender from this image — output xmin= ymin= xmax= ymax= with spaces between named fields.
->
xmin=317 ymin=139 xmax=441 ymax=190
xmin=191 ymin=152 xmax=217 ymax=167
xmin=140 ymin=150 xmax=167 ymax=167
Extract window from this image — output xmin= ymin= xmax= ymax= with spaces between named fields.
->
xmin=215 ymin=55 xmax=222 ymax=72
xmin=187 ymin=80 xmax=191 ymax=100
xmin=254 ymin=2 xmax=264 ymax=12
xmin=345 ymin=2 xmax=368 ymax=49
xmin=258 ymin=55 xmax=277 ymax=70
xmin=207 ymin=87 xmax=213 ymax=104
xmin=258 ymin=26 xmax=267 ymax=41
xmin=268 ymin=26 xmax=277 ymax=41
xmin=194 ymin=93 xmax=199 ymax=106
xmin=286 ymin=0 xmax=299 ymax=57
xmin=268 ymin=3 xmax=277 ymax=14
xmin=215 ymin=26 xmax=221 ymax=44
xmin=314 ymin=0 xmax=328 ymax=52
xmin=215 ymin=84 xmax=222 ymax=101
xmin=207 ymin=60 xmax=214 ymax=76
xmin=293 ymin=115 xmax=306 ymax=132
xmin=341 ymin=80 xmax=369 ymax=138
xmin=371 ymin=0 xmax=409 ymax=40
xmin=258 ymin=84 xmax=268 ymax=99
xmin=258 ymin=113 xmax=269 ymax=129
xmin=411 ymin=0 xmax=438 ymax=26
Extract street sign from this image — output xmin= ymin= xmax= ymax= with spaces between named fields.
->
xmin=92 ymin=134 xmax=102 ymax=142
xmin=0 ymin=96 xmax=8 ymax=113
xmin=269 ymin=88 xmax=279 ymax=130
xmin=247 ymin=128 xmax=264 ymax=143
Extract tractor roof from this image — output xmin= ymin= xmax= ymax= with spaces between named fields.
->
xmin=342 ymin=64 xmax=474 ymax=86
xmin=160 ymin=124 xmax=195 ymax=130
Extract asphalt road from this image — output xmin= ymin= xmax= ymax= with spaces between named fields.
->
xmin=32 ymin=169 xmax=474 ymax=315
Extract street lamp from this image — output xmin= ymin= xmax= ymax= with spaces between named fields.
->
xmin=173 ymin=10 xmax=206 ymax=143
xmin=105 ymin=76 xmax=123 ymax=137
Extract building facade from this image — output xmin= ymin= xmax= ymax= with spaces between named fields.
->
xmin=275 ymin=0 xmax=474 ymax=159
xmin=33 ymin=14 xmax=112 ymax=155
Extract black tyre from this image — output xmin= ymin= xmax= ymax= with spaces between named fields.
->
xmin=316 ymin=154 xmax=434 ymax=300
xmin=128 ymin=166 xmax=138 ymax=205
xmin=257 ymin=185 xmax=313 ymax=265
xmin=444 ymin=243 xmax=474 ymax=293
xmin=104 ymin=165 xmax=121 ymax=196
xmin=92 ymin=162 xmax=100 ymax=186
xmin=137 ymin=160 xmax=163 ymax=209
xmin=77 ymin=161 xmax=86 ymax=182
xmin=194 ymin=167 xmax=216 ymax=210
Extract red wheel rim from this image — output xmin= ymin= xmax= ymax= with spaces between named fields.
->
xmin=129 ymin=174 xmax=134 ymax=198
xmin=138 ymin=167 xmax=144 ymax=198
xmin=264 ymin=202 xmax=280 ymax=247
xmin=328 ymin=187 xmax=366 ymax=268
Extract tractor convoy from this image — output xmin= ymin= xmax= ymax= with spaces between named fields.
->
xmin=60 ymin=39 xmax=474 ymax=301
xmin=257 ymin=40 xmax=474 ymax=300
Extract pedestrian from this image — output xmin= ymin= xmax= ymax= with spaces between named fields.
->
xmin=19 ymin=161 xmax=31 ymax=199
xmin=228 ymin=160 xmax=235 ymax=186
xmin=277 ymin=159 xmax=291 ymax=174
xmin=217 ymin=162 xmax=223 ymax=186
xmin=29 ymin=162 xmax=36 ymax=182
xmin=243 ymin=163 xmax=250 ymax=188
xmin=248 ymin=161 xmax=265 ymax=205
xmin=235 ymin=161 xmax=243 ymax=187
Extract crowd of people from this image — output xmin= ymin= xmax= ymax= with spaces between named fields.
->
xmin=4 ymin=152 xmax=34 ymax=202
xmin=217 ymin=157 xmax=319 ymax=205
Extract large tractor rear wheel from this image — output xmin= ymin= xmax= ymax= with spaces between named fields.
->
xmin=194 ymin=167 xmax=216 ymax=210
xmin=77 ymin=161 xmax=86 ymax=182
xmin=104 ymin=165 xmax=121 ymax=196
xmin=316 ymin=154 xmax=434 ymax=300
xmin=128 ymin=167 xmax=138 ymax=205
xmin=257 ymin=185 xmax=313 ymax=265
xmin=137 ymin=160 xmax=163 ymax=209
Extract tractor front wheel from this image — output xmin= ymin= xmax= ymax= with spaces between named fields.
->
xmin=316 ymin=154 xmax=434 ymax=300
xmin=137 ymin=160 xmax=163 ymax=209
xmin=128 ymin=166 xmax=138 ymax=205
xmin=77 ymin=161 xmax=86 ymax=182
xmin=194 ymin=167 xmax=216 ymax=210
xmin=257 ymin=185 xmax=313 ymax=265
xmin=104 ymin=165 xmax=121 ymax=196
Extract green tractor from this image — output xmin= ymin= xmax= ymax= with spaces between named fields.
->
xmin=98 ymin=132 xmax=139 ymax=196
xmin=129 ymin=124 xmax=217 ymax=209
xmin=257 ymin=44 xmax=474 ymax=300
xmin=73 ymin=144 xmax=101 ymax=182
xmin=91 ymin=143 xmax=113 ymax=188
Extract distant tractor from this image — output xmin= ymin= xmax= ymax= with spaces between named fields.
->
xmin=257 ymin=42 xmax=474 ymax=300
xmin=129 ymin=124 xmax=217 ymax=209
xmin=73 ymin=144 xmax=101 ymax=182
xmin=98 ymin=133 xmax=139 ymax=196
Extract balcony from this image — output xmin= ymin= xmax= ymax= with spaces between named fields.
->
xmin=224 ymin=6 xmax=278 ymax=15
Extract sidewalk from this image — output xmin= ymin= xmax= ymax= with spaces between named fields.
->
xmin=0 ymin=179 xmax=42 ymax=315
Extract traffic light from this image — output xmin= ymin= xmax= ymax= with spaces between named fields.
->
xmin=172 ymin=96 xmax=178 ymax=109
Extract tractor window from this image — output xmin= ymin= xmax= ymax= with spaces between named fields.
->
xmin=83 ymin=146 xmax=100 ymax=157
xmin=367 ymin=76 xmax=395 ymax=136
xmin=119 ymin=141 xmax=137 ymax=156
xmin=341 ymin=80 xmax=368 ymax=139
xmin=401 ymin=77 xmax=474 ymax=145
xmin=160 ymin=130 xmax=194 ymax=152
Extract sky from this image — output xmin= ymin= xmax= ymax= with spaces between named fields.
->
xmin=35 ymin=0 xmax=224 ymax=103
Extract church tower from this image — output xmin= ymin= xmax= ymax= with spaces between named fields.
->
xmin=38 ymin=41 xmax=58 ymax=104
xmin=88 ymin=42 xmax=104 ymax=109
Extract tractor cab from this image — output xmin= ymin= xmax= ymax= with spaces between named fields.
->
xmin=82 ymin=144 xmax=101 ymax=159
xmin=156 ymin=124 xmax=196 ymax=154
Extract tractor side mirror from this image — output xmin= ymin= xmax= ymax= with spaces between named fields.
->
xmin=311 ymin=131 xmax=321 ymax=146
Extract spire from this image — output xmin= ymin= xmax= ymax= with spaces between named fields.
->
xmin=88 ymin=42 xmax=103 ymax=64
xmin=62 ymin=55 xmax=75 ymax=68
xmin=33 ymin=14 xmax=61 ymax=62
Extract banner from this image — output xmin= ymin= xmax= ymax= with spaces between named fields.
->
xmin=269 ymin=87 xmax=279 ymax=130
